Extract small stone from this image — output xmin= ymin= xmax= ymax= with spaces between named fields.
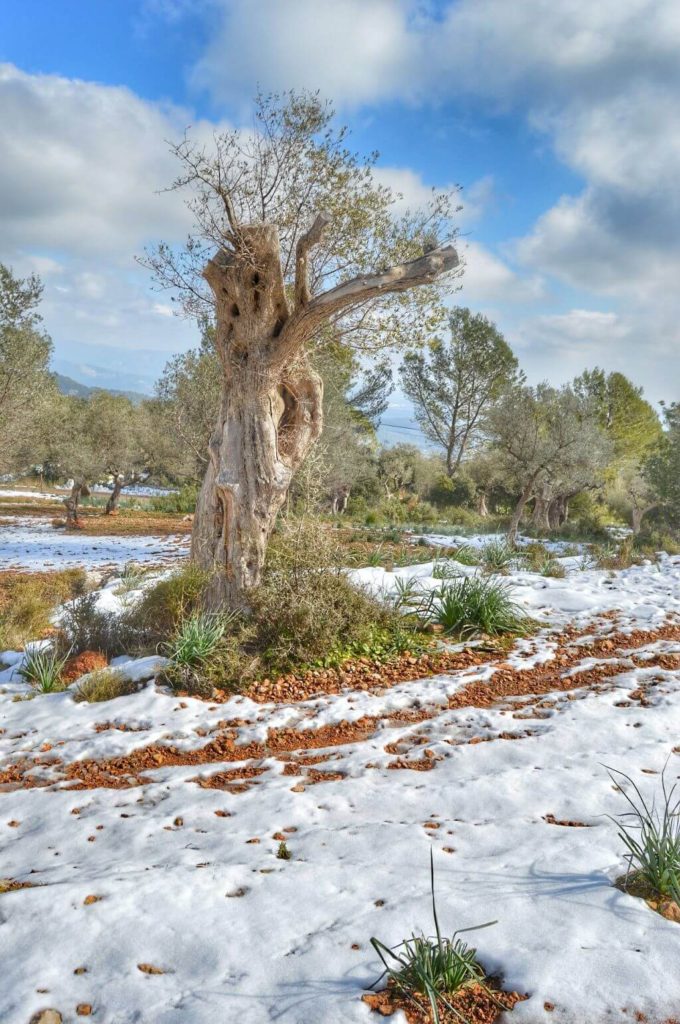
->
xmin=137 ymin=963 xmax=165 ymax=975
xmin=660 ymin=899 xmax=680 ymax=923
xmin=73 ymin=967 xmax=88 ymax=975
xmin=76 ymin=1005 xmax=93 ymax=1017
xmin=29 ymin=1012 xmax=63 ymax=1024
xmin=83 ymin=895 xmax=102 ymax=906
xmin=173 ymin=817 xmax=184 ymax=827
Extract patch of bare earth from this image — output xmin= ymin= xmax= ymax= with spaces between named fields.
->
xmin=614 ymin=873 xmax=680 ymax=924
xmin=362 ymin=980 xmax=528 ymax=1023
xmin=2 ymin=622 xmax=679 ymax=792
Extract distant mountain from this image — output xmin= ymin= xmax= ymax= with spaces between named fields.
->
xmin=54 ymin=373 xmax=148 ymax=404
xmin=52 ymin=346 xmax=170 ymax=395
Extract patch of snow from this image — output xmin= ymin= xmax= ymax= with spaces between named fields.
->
xmin=0 ymin=515 xmax=189 ymax=571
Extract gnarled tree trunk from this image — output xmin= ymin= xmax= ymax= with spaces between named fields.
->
xmin=531 ymin=485 xmax=551 ymax=531
xmin=190 ymin=221 xmax=458 ymax=609
xmin=64 ymin=481 xmax=89 ymax=528
xmin=508 ymin=474 xmax=539 ymax=546
xmin=105 ymin=474 xmax=125 ymax=514
xmin=191 ymin=225 xmax=323 ymax=609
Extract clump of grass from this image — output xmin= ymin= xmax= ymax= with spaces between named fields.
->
xmin=73 ymin=668 xmax=139 ymax=703
xmin=276 ymin=841 xmax=292 ymax=860
xmin=606 ymin=761 xmax=680 ymax=905
xmin=18 ymin=646 xmax=70 ymax=693
xmin=432 ymin=560 xmax=462 ymax=581
xmin=594 ymin=536 xmax=641 ymax=571
xmin=423 ymin=576 xmax=531 ymax=640
xmin=0 ymin=568 xmax=87 ymax=650
xmin=115 ymin=562 xmax=148 ymax=595
xmin=450 ymin=544 xmax=479 ymax=567
xmin=370 ymin=851 xmax=496 ymax=1024
xmin=521 ymin=545 xmax=566 ymax=577
xmin=162 ymin=612 xmax=229 ymax=667
xmin=480 ymin=539 xmax=516 ymax=575
xmin=159 ymin=610 xmax=246 ymax=698
xmin=387 ymin=575 xmax=423 ymax=612
xmin=541 ymin=559 xmax=566 ymax=578
xmin=149 ymin=482 xmax=198 ymax=514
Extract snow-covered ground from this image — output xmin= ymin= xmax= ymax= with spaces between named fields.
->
xmin=0 ymin=515 xmax=189 ymax=570
xmin=0 ymin=551 xmax=679 ymax=1023
xmin=0 ymin=484 xmax=177 ymax=500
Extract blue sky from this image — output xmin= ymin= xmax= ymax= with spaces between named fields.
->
xmin=0 ymin=0 xmax=678 ymax=425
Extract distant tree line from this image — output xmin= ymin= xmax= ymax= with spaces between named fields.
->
xmin=1 ymin=258 xmax=677 ymax=542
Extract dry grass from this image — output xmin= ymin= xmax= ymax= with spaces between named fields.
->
xmin=0 ymin=569 xmax=87 ymax=650
xmin=73 ymin=668 xmax=140 ymax=703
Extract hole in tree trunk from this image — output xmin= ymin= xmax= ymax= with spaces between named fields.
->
xmin=251 ymin=273 xmax=260 ymax=285
xmin=231 ymin=303 xmax=240 ymax=317
xmin=272 ymin=317 xmax=285 ymax=337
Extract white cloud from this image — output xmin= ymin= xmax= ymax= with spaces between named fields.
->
xmin=192 ymin=0 xmax=416 ymax=108
xmin=0 ymin=63 xmax=214 ymax=372
xmin=458 ymin=242 xmax=545 ymax=305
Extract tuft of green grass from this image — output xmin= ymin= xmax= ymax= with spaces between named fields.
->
xmin=162 ymin=612 xmax=231 ymax=668
xmin=480 ymin=539 xmax=516 ymax=575
xmin=450 ymin=544 xmax=479 ymax=567
xmin=606 ymin=761 xmax=680 ymax=905
xmin=423 ymin=576 xmax=531 ymax=640
xmin=18 ymin=645 xmax=70 ymax=693
xmin=370 ymin=851 xmax=497 ymax=1024
xmin=115 ymin=562 xmax=148 ymax=595
xmin=431 ymin=559 xmax=462 ymax=581
xmin=276 ymin=841 xmax=292 ymax=860
xmin=73 ymin=668 xmax=139 ymax=703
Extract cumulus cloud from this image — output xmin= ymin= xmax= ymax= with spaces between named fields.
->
xmin=458 ymin=242 xmax=545 ymax=305
xmin=0 ymin=64 xmax=216 ymax=367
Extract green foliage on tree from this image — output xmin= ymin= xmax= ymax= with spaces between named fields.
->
xmin=400 ymin=307 xmax=521 ymax=477
xmin=574 ymin=368 xmax=662 ymax=466
xmin=646 ymin=403 xmax=680 ymax=528
xmin=0 ymin=264 xmax=56 ymax=471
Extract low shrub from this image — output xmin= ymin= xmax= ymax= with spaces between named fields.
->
xmin=18 ymin=646 xmax=70 ymax=693
xmin=423 ymin=576 xmax=531 ymax=640
xmin=606 ymin=761 xmax=680 ymax=905
xmin=59 ymin=592 xmax=129 ymax=658
xmin=73 ymin=668 xmax=139 ymax=703
xmin=149 ymin=482 xmax=198 ymax=514
xmin=370 ymin=851 xmax=496 ymax=1024
xmin=128 ymin=565 xmax=210 ymax=643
